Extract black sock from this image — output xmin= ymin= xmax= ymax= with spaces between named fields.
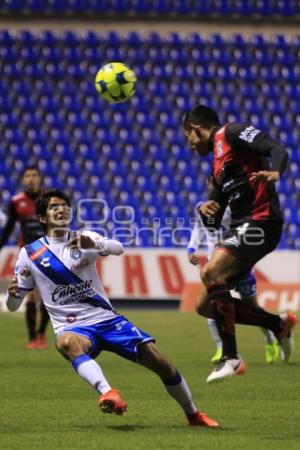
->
xmin=208 ymin=284 xmax=238 ymax=359
xmin=233 ymin=299 xmax=282 ymax=335
xmin=37 ymin=301 xmax=50 ymax=335
xmin=25 ymin=302 xmax=37 ymax=341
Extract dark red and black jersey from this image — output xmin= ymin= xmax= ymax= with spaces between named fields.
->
xmin=208 ymin=123 xmax=288 ymax=226
xmin=0 ymin=191 xmax=44 ymax=248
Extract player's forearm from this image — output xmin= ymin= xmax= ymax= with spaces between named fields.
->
xmin=188 ymin=223 xmax=201 ymax=251
xmin=95 ymin=239 xmax=124 ymax=256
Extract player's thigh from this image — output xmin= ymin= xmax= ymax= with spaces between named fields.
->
xmin=201 ymin=248 xmax=240 ymax=285
xmin=138 ymin=341 xmax=176 ymax=378
xmin=56 ymin=332 xmax=92 ymax=360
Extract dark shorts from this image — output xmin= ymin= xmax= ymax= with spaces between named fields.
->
xmin=217 ymin=220 xmax=283 ymax=273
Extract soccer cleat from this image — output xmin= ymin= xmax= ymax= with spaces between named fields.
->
xmin=265 ymin=342 xmax=280 ymax=364
xmin=187 ymin=411 xmax=219 ymax=427
xmin=97 ymin=388 xmax=127 ymax=415
xmin=37 ymin=333 xmax=48 ymax=349
xmin=207 ymin=357 xmax=246 ymax=383
xmin=280 ymin=336 xmax=294 ymax=362
xmin=211 ymin=348 xmax=222 ymax=364
xmin=276 ymin=312 xmax=298 ymax=362
xmin=26 ymin=339 xmax=39 ymax=349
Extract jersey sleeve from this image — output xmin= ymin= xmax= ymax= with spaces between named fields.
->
xmin=226 ymin=123 xmax=288 ymax=174
xmin=82 ymin=230 xmax=124 ymax=259
xmin=15 ymin=247 xmax=35 ymax=291
xmin=187 ymin=222 xmax=201 ymax=252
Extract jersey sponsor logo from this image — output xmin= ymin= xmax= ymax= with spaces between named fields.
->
xmin=239 ymin=126 xmax=261 ymax=143
xmin=52 ymin=279 xmax=95 ymax=305
xmin=223 ymin=236 xmax=239 ymax=247
xmin=40 ymin=257 xmax=50 ymax=267
xmin=223 ymin=178 xmax=234 ymax=189
xmin=216 ymin=139 xmax=223 ymax=158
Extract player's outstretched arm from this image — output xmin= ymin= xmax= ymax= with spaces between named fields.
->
xmin=69 ymin=232 xmax=124 ymax=256
xmin=96 ymin=237 xmax=124 ymax=256
xmin=227 ymin=124 xmax=288 ymax=180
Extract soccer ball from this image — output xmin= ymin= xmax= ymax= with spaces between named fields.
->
xmin=95 ymin=62 xmax=137 ymax=103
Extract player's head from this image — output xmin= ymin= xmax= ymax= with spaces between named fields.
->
xmin=36 ymin=190 xmax=71 ymax=233
xmin=183 ymin=105 xmax=220 ymax=156
xmin=21 ymin=166 xmax=41 ymax=193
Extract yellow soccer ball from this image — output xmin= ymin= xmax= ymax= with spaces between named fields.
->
xmin=95 ymin=62 xmax=137 ymax=103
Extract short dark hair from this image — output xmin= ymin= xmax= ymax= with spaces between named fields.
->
xmin=183 ymin=104 xmax=220 ymax=130
xmin=21 ymin=165 xmax=41 ymax=177
xmin=36 ymin=189 xmax=71 ymax=218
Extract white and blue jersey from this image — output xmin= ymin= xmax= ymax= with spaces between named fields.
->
xmin=16 ymin=231 xmax=118 ymax=333
xmin=187 ymin=203 xmax=256 ymax=297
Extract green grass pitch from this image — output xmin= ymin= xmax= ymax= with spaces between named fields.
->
xmin=0 ymin=310 xmax=299 ymax=450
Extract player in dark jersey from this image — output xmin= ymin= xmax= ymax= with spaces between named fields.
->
xmin=0 ymin=166 xmax=50 ymax=349
xmin=183 ymin=104 xmax=298 ymax=383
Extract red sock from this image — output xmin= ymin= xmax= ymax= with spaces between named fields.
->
xmin=208 ymin=284 xmax=238 ymax=359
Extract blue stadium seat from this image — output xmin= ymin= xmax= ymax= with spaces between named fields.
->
xmin=0 ymin=30 xmax=299 ymax=247
xmin=3 ymin=0 xmax=300 ymax=16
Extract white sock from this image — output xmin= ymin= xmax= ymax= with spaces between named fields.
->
xmin=207 ymin=318 xmax=222 ymax=349
xmin=261 ymin=327 xmax=276 ymax=344
xmin=72 ymin=354 xmax=111 ymax=394
xmin=163 ymin=371 xmax=197 ymax=416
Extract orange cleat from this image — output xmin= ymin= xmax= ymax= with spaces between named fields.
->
xmin=36 ymin=333 xmax=48 ymax=349
xmin=97 ymin=388 xmax=127 ymax=415
xmin=26 ymin=339 xmax=39 ymax=349
xmin=187 ymin=411 xmax=219 ymax=427
xmin=277 ymin=312 xmax=298 ymax=341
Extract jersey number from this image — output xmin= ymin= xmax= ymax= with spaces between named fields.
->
xmin=131 ymin=326 xmax=143 ymax=338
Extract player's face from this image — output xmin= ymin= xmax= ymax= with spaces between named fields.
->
xmin=43 ymin=197 xmax=71 ymax=230
xmin=22 ymin=170 xmax=41 ymax=193
xmin=184 ymin=125 xmax=210 ymax=156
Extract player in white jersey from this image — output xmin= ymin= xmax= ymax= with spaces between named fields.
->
xmin=6 ymin=189 xmax=219 ymax=427
xmin=187 ymin=201 xmax=280 ymax=364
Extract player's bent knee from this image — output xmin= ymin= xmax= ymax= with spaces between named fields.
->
xmin=201 ymin=264 xmax=217 ymax=286
xmin=56 ymin=333 xmax=89 ymax=360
